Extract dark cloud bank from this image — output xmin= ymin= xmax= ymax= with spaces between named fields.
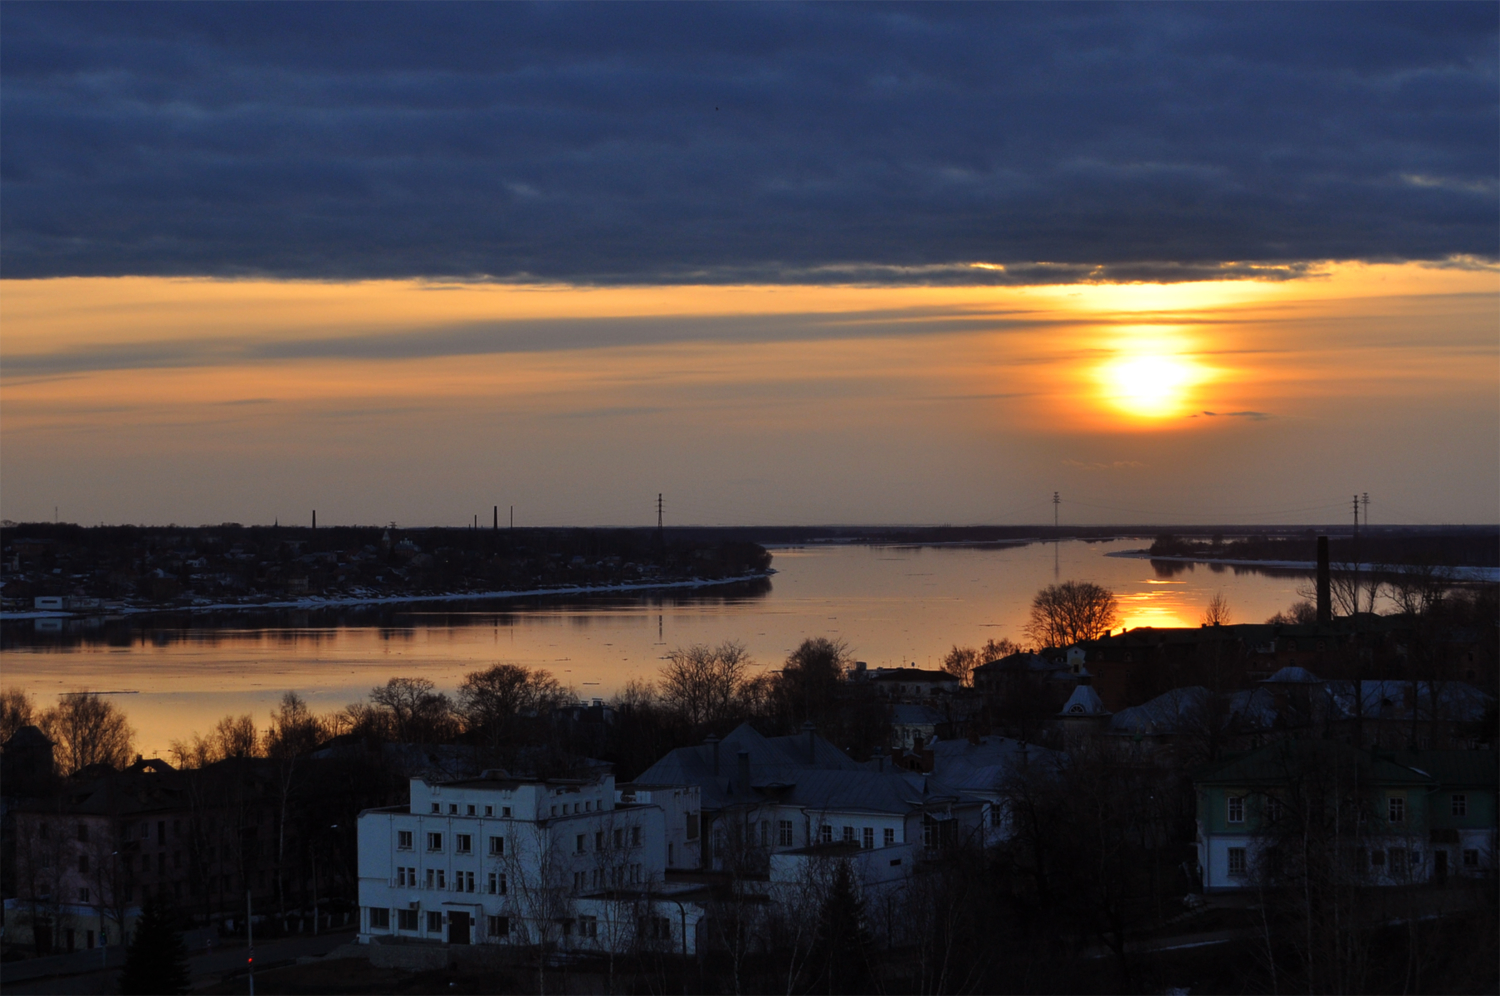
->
xmin=2 ymin=2 xmax=1495 ymax=284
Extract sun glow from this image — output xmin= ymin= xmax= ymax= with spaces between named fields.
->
xmin=1095 ymin=327 xmax=1209 ymax=420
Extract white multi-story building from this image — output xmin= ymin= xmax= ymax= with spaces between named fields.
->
xmin=356 ymin=768 xmax=707 ymax=955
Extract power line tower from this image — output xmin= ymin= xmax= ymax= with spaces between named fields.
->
xmin=1353 ymin=494 xmax=1361 ymax=534
xmin=1052 ymin=492 xmax=1060 ymax=534
xmin=657 ymin=493 xmax=664 ymax=539
xmin=1361 ymin=492 xmax=1370 ymax=528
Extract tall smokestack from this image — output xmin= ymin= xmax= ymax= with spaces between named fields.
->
xmin=1316 ymin=535 xmax=1331 ymax=624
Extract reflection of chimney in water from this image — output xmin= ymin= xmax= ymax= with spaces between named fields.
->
xmin=1316 ymin=536 xmax=1332 ymax=624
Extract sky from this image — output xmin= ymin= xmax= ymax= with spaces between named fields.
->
xmin=2 ymin=2 xmax=1496 ymax=527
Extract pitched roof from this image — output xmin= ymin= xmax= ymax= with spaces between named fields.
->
xmin=922 ymin=736 xmax=1065 ymax=794
xmin=1393 ymin=750 xmax=1498 ymax=787
xmin=632 ymin=721 xmax=978 ymax=814
xmin=1192 ymin=739 xmax=1437 ymax=787
xmin=1059 ymin=683 xmax=1111 ymax=718
xmin=1262 ymin=666 xmax=1322 ymax=684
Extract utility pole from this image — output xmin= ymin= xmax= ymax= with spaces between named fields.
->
xmin=247 ymin=889 xmax=255 ymax=996
xmin=657 ymin=494 xmax=664 ymax=537
xmin=1052 ymin=492 xmax=1060 ymax=535
xmin=1361 ymin=492 xmax=1370 ymax=528
xmin=493 ymin=505 xmax=498 ymax=530
xmin=510 ymin=505 xmax=514 ymax=530
xmin=312 ymin=510 xmax=316 ymax=531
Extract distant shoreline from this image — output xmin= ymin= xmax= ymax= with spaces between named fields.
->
xmin=0 ymin=570 xmax=775 ymax=621
xmin=1107 ymin=549 xmax=1500 ymax=583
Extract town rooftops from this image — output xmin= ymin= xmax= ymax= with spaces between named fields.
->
xmin=867 ymin=668 xmax=957 ymax=683
xmin=1262 ymin=666 xmax=1322 ymax=684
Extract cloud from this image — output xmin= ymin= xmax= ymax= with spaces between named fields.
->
xmin=1 ymin=3 xmax=1495 ymax=283
xmin=1196 ymin=411 xmax=1272 ymax=421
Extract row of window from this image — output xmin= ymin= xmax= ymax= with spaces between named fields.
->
xmin=368 ymin=907 xmax=511 ymax=938
xmin=1225 ymin=793 xmax=1468 ymax=825
xmin=814 ymin=824 xmax=898 ymax=848
xmin=572 ymin=865 xmax=644 ymax=891
xmin=397 ymin=830 xmax=504 ymax=855
xmin=429 ymin=802 xmax=513 ymax=818
xmin=1226 ymin=846 xmax=1480 ymax=878
xmin=394 ymin=866 xmax=509 ymax=894
xmin=575 ymin=827 xmax=642 ymax=853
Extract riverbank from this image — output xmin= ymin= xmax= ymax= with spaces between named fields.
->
xmin=1107 ymin=550 xmax=1500 ymax=583
xmin=0 ymin=570 xmax=774 ymax=621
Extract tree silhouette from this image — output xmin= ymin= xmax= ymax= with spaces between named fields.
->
xmin=809 ymin=861 xmax=872 ymax=995
xmin=118 ymin=893 xmax=190 ymax=995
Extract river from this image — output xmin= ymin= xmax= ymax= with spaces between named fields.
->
xmin=1 ymin=538 xmax=1312 ymax=757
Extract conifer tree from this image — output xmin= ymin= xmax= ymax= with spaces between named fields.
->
xmin=810 ymin=860 xmax=873 ymax=995
xmin=118 ymin=893 xmax=190 ymax=995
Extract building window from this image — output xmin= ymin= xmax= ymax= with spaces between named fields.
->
xmin=488 ymin=915 xmax=509 ymax=938
xmin=502 ymin=807 xmax=512 ymax=818
xmin=466 ymin=805 xmax=476 ymax=816
xmin=79 ymin=887 xmax=90 ymax=902
xmin=1463 ymin=849 xmax=1479 ymax=867
xmin=427 ymin=911 xmax=443 ymax=933
xmin=842 ymin=826 xmax=855 ymax=843
xmin=484 ymin=805 xmax=494 ymax=817
xmin=488 ymin=872 xmax=507 ymax=895
xmin=819 ymin=825 xmax=833 ymax=844
xmin=1452 ymin=794 xmax=1467 ymax=817
xmin=398 ymin=909 xmax=419 ymax=931
xmin=1266 ymin=797 xmax=1284 ymax=823
xmin=614 ymin=828 xmax=625 ymax=848
xmin=397 ymin=867 xmax=407 ymax=887
xmin=425 ymin=868 xmax=435 ymax=888
xmin=449 ymin=804 xmax=458 ymax=815
xmin=397 ymin=830 xmax=413 ymax=850
xmin=79 ymin=855 xmax=89 ymax=874
xmin=686 ymin=813 xmax=699 ymax=839
xmin=579 ymin=915 xmax=598 ymax=938
xmin=489 ymin=835 xmax=504 ymax=856
xmin=461 ymin=871 xmax=475 ymax=892
xmin=779 ymin=820 xmax=794 ymax=847
xmin=576 ymin=834 xmax=586 ymax=854
xmin=760 ymin=821 xmax=770 ymax=847
xmin=1370 ymin=850 xmax=1385 ymax=867
xmin=369 ymin=907 xmax=390 ymax=930
xmin=862 ymin=828 xmax=874 ymax=849
xmin=78 ymin=823 xmax=89 ymax=843
xmin=431 ymin=803 xmax=440 ymax=814
xmin=884 ymin=828 xmax=896 ymax=847
xmin=632 ymin=826 xmax=642 ymax=847
xmin=551 ymin=806 xmax=557 ymax=817
xmin=455 ymin=834 xmax=472 ymax=854
xmin=1227 ymin=796 xmax=1245 ymax=824
xmin=596 ymin=831 xmax=605 ymax=851
xmin=427 ymin=832 xmax=443 ymax=851
xmin=923 ymin=821 xmax=935 ymax=851
xmin=1388 ymin=797 xmax=1405 ymax=824
xmin=1390 ymin=848 xmax=1409 ymax=876
xmin=1227 ymin=847 xmax=1247 ymax=877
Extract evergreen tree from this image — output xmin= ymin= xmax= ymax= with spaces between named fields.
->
xmin=809 ymin=860 xmax=873 ymax=995
xmin=118 ymin=893 xmax=191 ymax=995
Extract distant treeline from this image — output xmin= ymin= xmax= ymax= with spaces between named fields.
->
xmin=0 ymin=522 xmax=772 ymax=607
xmin=1149 ymin=529 xmax=1499 ymax=568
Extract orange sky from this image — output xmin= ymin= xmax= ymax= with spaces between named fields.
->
xmin=2 ymin=262 xmax=1495 ymax=526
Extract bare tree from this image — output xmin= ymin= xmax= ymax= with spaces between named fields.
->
xmin=1023 ymin=581 xmax=1120 ymax=649
xmin=1 ymin=688 xmax=37 ymax=742
xmin=1266 ymin=600 xmax=1318 ymax=625
xmin=941 ymin=645 xmax=981 ymax=686
xmin=980 ymin=637 xmax=1022 ymax=661
xmin=459 ymin=663 xmax=569 ymax=755
xmin=1201 ymin=591 xmax=1232 ymax=626
xmin=40 ymin=692 xmax=134 ymax=774
xmin=660 ymin=641 xmax=753 ymax=728
xmin=369 ymin=677 xmax=456 ymax=742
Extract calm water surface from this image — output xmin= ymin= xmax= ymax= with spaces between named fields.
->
xmin=1 ymin=540 xmax=1309 ymax=757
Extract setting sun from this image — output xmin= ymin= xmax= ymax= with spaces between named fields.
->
xmin=1097 ymin=336 xmax=1208 ymax=419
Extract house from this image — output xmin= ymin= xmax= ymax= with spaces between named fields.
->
xmin=355 ymin=767 xmax=708 ymax=955
xmin=633 ymin=723 xmax=989 ymax=879
xmin=1192 ymin=740 xmax=1497 ymax=891
xmin=864 ymin=668 xmax=961 ymax=701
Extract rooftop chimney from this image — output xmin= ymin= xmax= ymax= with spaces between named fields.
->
xmin=705 ymin=734 xmax=720 ymax=776
xmin=737 ymin=750 xmax=750 ymax=795
xmin=802 ymin=721 xmax=817 ymax=764
xmin=1316 ymin=535 xmax=1332 ymax=624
